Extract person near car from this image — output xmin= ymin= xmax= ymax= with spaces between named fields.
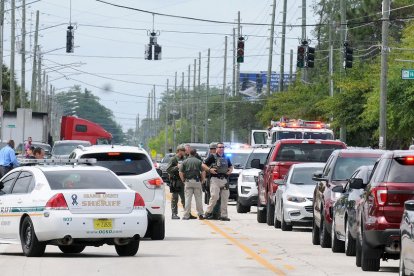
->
xmin=204 ymin=142 xmax=222 ymax=219
xmin=0 ymin=140 xmax=19 ymax=177
xmin=26 ymin=146 xmax=36 ymax=159
xmin=33 ymin=147 xmax=45 ymax=159
xmin=24 ymin=136 xmax=32 ymax=158
xmin=202 ymin=142 xmax=233 ymax=221
xmin=167 ymin=145 xmax=186 ymax=219
xmin=179 ymin=148 xmax=205 ymax=220
xmin=184 ymin=144 xmax=202 ymax=160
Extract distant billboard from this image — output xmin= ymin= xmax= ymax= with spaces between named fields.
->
xmin=239 ymin=72 xmax=295 ymax=98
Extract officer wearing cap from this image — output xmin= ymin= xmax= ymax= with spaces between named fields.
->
xmin=166 ymin=144 xmax=186 ymax=219
xmin=203 ymin=142 xmax=221 ymax=219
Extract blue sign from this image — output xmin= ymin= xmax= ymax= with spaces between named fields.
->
xmin=239 ymin=72 xmax=295 ymax=98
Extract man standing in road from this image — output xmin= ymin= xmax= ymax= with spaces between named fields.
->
xmin=203 ymin=142 xmax=221 ymax=219
xmin=0 ymin=140 xmax=19 ymax=177
xmin=179 ymin=148 xmax=205 ymax=220
xmin=202 ymin=142 xmax=233 ymax=221
xmin=167 ymin=145 xmax=186 ymax=219
xmin=185 ymin=144 xmax=202 ymax=160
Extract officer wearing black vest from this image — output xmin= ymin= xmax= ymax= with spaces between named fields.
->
xmin=202 ymin=142 xmax=233 ymax=221
xmin=166 ymin=145 xmax=186 ymax=219
xmin=179 ymin=148 xmax=205 ymax=220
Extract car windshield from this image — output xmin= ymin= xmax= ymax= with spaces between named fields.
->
xmin=80 ymin=152 xmax=152 ymax=176
xmin=332 ymin=157 xmax=379 ymax=181
xmin=303 ymin=132 xmax=333 ymax=140
xmin=275 ymin=144 xmax=344 ymax=162
xmin=52 ymin=142 xmax=90 ymax=156
xmin=272 ymin=131 xmax=302 ymax=142
xmin=290 ymin=167 xmax=321 ymax=185
xmin=44 ymin=170 xmax=126 ymax=190
xmin=225 ymin=152 xmax=250 ymax=168
xmin=245 ymin=151 xmax=269 ymax=169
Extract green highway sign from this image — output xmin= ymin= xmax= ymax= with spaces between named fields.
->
xmin=402 ymin=69 xmax=414 ymax=80
xmin=6 ymin=124 xmax=16 ymax=128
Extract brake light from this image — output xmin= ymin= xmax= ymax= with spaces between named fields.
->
xmin=108 ymin=152 xmax=121 ymax=156
xmin=133 ymin=193 xmax=145 ymax=208
xmin=372 ymin=187 xmax=387 ymax=206
xmin=396 ymin=156 xmax=414 ymax=165
xmin=144 ymin=177 xmax=164 ymax=189
xmin=45 ymin=193 xmax=68 ymax=210
xmin=272 ymin=166 xmax=280 ymax=180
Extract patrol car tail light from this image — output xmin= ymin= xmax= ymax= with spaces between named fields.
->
xmin=133 ymin=193 xmax=145 ymax=208
xmin=372 ymin=186 xmax=388 ymax=207
xmin=144 ymin=177 xmax=164 ymax=189
xmin=46 ymin=193 xmax=69 ymax=210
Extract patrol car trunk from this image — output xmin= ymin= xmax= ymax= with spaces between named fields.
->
xmin=62 ymin=190 xmax=135 ymax=214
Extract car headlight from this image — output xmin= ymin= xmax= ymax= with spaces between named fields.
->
xmin=242 ymin=175 xmax=256 ymax=182
xmin=286 ymin=196 xmax=306 ymax=203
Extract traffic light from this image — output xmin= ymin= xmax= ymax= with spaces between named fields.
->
xmin=145 ymin=44 xmax=152 ymax=60
xmin=237 ymin=36 xmax=245 ymax=63
xmin=343 ymin=42 xmax=353 ymax=68
xmin=306 ymin=46 xmax=315 ymax=68
xmin=66 ymin=25 xmax=74 ymax=53
xmin=154 ymin=44 xmax=162 ymax=60
xmin=145 ymin=32 xmax=162 ymax=60
xmin=297 ymin=45 xmax=305 ymax=68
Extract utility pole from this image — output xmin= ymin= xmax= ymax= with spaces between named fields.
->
xmin=0 ymin=0 xmax=4 ymax=141
xmin=10 ymin=0 xmax=15 ymax=111
xmin=301 ymin=0 xmax=307 ymax=82
xmin=187 ymin=64 xmax=190 ymax=121
xmin=289 ymin=49 xmax=293 ymax=84
xmin=181 ymin=72 xmax=184 ymax=119
xmin=30 ymin=11 xmax=39 ymax=110
xmin=21 ymin=0 xmax=26 ymax=108
xmin=173 ymin=72 xmax=177 ymax=149
xmin=279 ymin=0 xmax=287 ymax=92
xmin=192 ymin=59 xmax=196 ymax=143
xmin=222 ymin=36 xmax=227 ymax=142
xmin=232 ymin=28 xmax=236 ymax=97
xmin=266 ymin=0 xmax=277 ymax=96
xmin=165 ymin=79 xmax=169 ymax=154
xmin=339 ymin=0 xmax=346 ymax=142
xmin=36 ymin=53 xmax=41 ymax=112
xmin=196 ymin=51 xmax=201 ymax=142
xmin=204 ymin=48 xmax=210 ymax=143
xmin=153 ymin=85 xmax=156 ymax=136
xmin=236 ymin=12 xmax=240 ymax=96
xmin=329 ymin=17 xmax=334 ymax=98
xmin=41 ymin=70 xmax=45 ymax=112
xmin=379 ymin=0 xmax=390 ymax=149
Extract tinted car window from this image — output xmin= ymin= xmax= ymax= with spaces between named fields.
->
xmin=81 ymin=152 xmax=152 ymax=175
xmin=273 ymin=131 xmax=302 ymax=142
xmin=386 ymin=159 xmax=414 ymax=183
xmin=290 ymin=167 xmax=321 ymax=185
xmin=0 ymin=172 xmax=20 ymax=194
xmin=275 ymin=144 xmax=344 ymax=162
xmin=12 ymin=172 xmax=33 ymax=194
xmin=332 ymin=157 xmax=379 ymax=181
xmin=303 ymin=132 xmax=333 ymax=140
xmin=225 ymin=153 xmax=250 ymax=167
xmin=253 ymin=132 xmax=267 ymax=144
xmin=52 ymin=142 xmax=91 ymax=156
xmin=245 ymin=152 xmax=269 ymax=169
xmin=44 ymin=170 xmax=126 ymax=190
xmin=371 ymin=159 xmax=390 ymax=184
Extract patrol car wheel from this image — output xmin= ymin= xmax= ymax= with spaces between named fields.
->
xmin=58 ymin=245 xmax=86 ymax=254
xmin=115 ymin=240 xmax=140 ymax=256
xmin=236 ymin=201 xmax=250 ymax=213
xmin=150 ymin=217 xmax=165 ymax=240
xmin=20 ymin=216 xmax=46 ymax=257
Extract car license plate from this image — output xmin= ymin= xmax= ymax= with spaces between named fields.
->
xmin=93 ymin=219 xmax=113 ymax=230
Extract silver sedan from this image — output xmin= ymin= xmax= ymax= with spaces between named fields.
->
xmin=274 ymin=162 xmax=325 ymax=231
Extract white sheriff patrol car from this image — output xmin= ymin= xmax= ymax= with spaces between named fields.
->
xmin=70 ymin=145 xmax=165 ymax=240
xmin=0 ymin=159 xmax=148 ymax=257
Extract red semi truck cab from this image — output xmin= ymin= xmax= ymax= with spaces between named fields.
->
xmin=60 ymin=116 xmax=112 ymax=145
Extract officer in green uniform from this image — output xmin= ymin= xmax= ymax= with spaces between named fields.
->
xmin=203 ymin=142 xmax=221 ymax=219
xmin=166 ymin=145 xmax=186 ymax=219
xmin=179 ymin=148 xmax=205 ymax=220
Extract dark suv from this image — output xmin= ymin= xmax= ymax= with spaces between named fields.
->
xmin=354 ymin=151 xmax=414 ymax=271
xmin=312 ymin=149 xmax=384 ymax=249
xmin=254 ymin=139 xmax=346 ymax=225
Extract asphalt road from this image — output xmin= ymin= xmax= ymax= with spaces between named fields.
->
xmin=0 ymin=198 xmax=399 ymax=276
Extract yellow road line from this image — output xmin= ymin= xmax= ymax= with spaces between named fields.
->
xmin=203 ymin=220 xmax=286 ymax=276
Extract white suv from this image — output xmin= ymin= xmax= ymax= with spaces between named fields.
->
xmin=70 ymin=145 xmax=165 ymax=240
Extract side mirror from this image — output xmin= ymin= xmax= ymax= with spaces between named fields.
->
xmin=251 ymin=159 xmax=261 ymax=170
xmin=332 ymin=185 xmax=344 ymax=193
xmin=156 ymin=168 xmax=162 ymax=177
xmin=312 ymin=170 xmax=324 ymax=181
xmin=274 ymin=179 xmax=285 ymax=185
xmin=349 ymin=178 xmax=364 ymax=190
xmin=404 ymin=200 xmax=414 ymax=211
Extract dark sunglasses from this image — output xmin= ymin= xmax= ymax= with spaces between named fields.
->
xmin=217 ymin=146 xmax=224 ymax=148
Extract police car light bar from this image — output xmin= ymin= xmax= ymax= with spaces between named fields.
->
xmin=19 ymin=158 xmax=97 ymax=165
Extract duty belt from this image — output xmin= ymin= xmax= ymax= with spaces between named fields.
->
xmin=212 ymin=174 xmax=227 ymax=179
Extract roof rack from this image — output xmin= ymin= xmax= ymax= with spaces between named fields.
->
xmin=19 ymin=158 xmax=97 ymax=165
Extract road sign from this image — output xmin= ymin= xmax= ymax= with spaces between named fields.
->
xmin=6 ymin=124 xmax=15 ymax=128
xmin=402 ymin=69 xmax=414 ymax=80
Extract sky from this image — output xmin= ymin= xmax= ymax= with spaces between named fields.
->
xmin=2 ymin=0 xmax=318 ymax=131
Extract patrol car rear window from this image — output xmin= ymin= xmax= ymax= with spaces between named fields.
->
xmin=80 ymin=152 xmax=152 ymax=176
xmin=44 ymin=170 xmax=126 ymax=190
xmin=275 ymin=144 xmax=345 ymax=162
